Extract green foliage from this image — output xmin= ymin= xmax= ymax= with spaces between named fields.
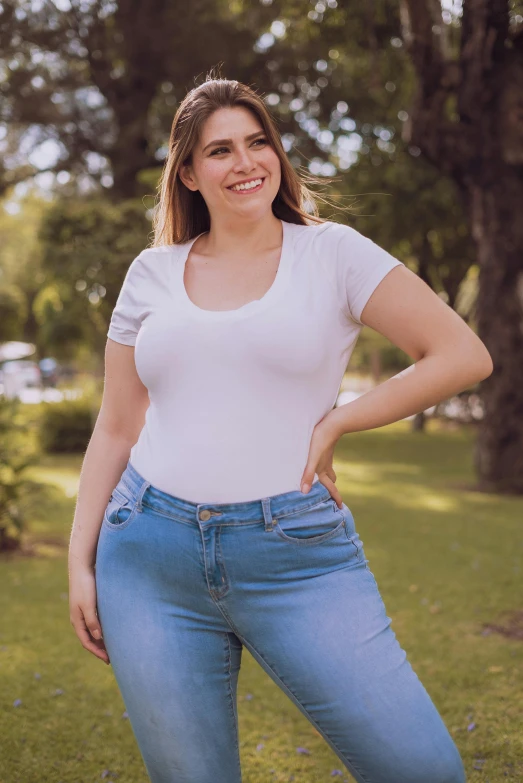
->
xmin=0 ymin=0 xmax=275 ymax=199
xmin=1 ymin=4 xmax=479 ymax=363
xmin=0 ymin=283 xmax=28 ymax=341
xmin=0 ymin=192 xmax=48 ymax=345
xmin=39 ymin=395 xmax=96 ymax=454
xmin=32 ymin=281 xmax=87 ymax=360
xmin=0 ymin=396 xmax=41 ymax=552
xmin=350 ymin=328 xmax=412 ymax=374
xmin=36 ymin=195 xmax=151 ymax=358
xmin=379 ymin=341 xmax=411 ymax=372
xmin=344 ymin=147 xmax=475 ymax=312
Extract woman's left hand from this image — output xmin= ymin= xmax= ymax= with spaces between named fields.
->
xmin=300 ymin=411 xmax=343 ymax=508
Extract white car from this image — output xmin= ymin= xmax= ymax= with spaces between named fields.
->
xmin=1 ymin=360 xmax=42 ymax=399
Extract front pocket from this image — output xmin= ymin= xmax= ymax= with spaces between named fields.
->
xmin=273 ymin=498 xmax=346 ymax=545
xmin=103 ymin=488 xmax=137 ymax=531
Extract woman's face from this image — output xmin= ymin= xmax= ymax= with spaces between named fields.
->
xmin=180 ymin=106 xmax=282 ymax=222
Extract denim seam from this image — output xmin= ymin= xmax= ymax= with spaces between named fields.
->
xmin=128 ymin=499 xmax=338 ymax=529
xmin=111 ymin=486 xmax=130 ymax=504
xmin=363 ymin=567 xmax=388 ymax=610
xmin=224 ymin=632 xmax=241 ymax=769
xmin=199 ymin=525 xmax=223 ymax=605
xmin=209 ymin=521 xmax=261 ymax=528
xmin=140 ymin=501 xmax=191 ymax=525
xmin=274 ymin=495 xmax=334 ymax=521
xmin=142 ymin=498 xmax=334 ymax=527
xmin=215 ymin=530 xmax=230 ymax=596
xmin=209 ymin=600 xmax=370 ymax=783
xmin=120 ymin=477 xmax=140 ymax=497
xmin=336 ymin=506 xmax=364 ymax=560
xmin=140 ymin=501 xmax=266 ymax=529
xmin=343 ymin=529 xmax=360 ymax=558
xmin=349 ymin=534 xmax=368 ymax=568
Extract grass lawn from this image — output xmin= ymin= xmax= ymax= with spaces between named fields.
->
xmin=1 ymin=418 xmax=522 ymax=782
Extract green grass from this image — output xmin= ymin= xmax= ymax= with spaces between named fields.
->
xmin=1 ymin=421 xmax=522 ymax=782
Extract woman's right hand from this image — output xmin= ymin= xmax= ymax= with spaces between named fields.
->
xmin=69 ymin=563 xmax=110 ymax=665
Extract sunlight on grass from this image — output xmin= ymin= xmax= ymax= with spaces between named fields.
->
xmin=27 ymin=454 xmax=83 ymax=498
xmin=1 ymin=427 xmax=522 ymax=782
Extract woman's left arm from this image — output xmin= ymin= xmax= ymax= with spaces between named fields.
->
xmin=300 ymin=265 xmax=493 ymax=503
xmin=330 ymin=263 xmax=493 ymax=435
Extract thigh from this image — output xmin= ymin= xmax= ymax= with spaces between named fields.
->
xmin=221 ymin=504 xmax=466 ymax=783
xmin=95 ymin=502 xmax=243 ymax=783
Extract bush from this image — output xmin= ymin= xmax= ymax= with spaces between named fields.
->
xmin=39 ymin=395 xmax=95 ymax=453
xmin=0 ymin=396 xmax=41 ymax=552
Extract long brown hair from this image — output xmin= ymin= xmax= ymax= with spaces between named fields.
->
xmin=151 ymin=73 xmax=341 ymax=247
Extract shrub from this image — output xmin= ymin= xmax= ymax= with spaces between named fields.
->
xmin=0 ymin=396 xmax=41 ymax=552
xmin=39 ymin=395 xmax=95 ymax=453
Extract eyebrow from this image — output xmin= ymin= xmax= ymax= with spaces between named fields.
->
xmin=201 ymin=131 xmax=266 ymax=154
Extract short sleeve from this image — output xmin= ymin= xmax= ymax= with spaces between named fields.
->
xmin=107 ymin=252 xmax=148 ymax=346
xmin=333 ymin=223 xmax=405 ymax=326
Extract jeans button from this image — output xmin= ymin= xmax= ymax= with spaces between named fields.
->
xmin=199 ymin=509 xmax=211 ymax=521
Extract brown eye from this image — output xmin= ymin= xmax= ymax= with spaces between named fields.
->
xmin=210 ymin=138 xmax=267 ymax=156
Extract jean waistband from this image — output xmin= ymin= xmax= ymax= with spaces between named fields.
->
xmin=116 ymin=459 xmax=333 ymax=530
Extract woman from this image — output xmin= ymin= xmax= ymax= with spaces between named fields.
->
xmin=69 ymin=77 xmax=491 ymax=783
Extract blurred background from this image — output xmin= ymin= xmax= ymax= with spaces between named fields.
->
xmin=1 ymin=1 xmax=522 ymax=781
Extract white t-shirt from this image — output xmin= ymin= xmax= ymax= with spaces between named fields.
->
xmin=107 ymin=219 xmax=404 ymax=503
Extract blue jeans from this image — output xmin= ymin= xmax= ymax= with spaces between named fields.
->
xmin=95 ymin=460 xmax=466 ymax=783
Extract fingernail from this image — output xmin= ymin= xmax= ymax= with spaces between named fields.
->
xmin=93 ymin=630 xmax=101 ymax=639
xmin=301 ymin=483 xmax=310 ymax=494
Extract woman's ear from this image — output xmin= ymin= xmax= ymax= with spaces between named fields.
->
xmin=179 ymin=163 xmax=198 ymax=192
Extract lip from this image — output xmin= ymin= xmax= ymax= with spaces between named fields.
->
xmin=226 ymin=177 xmax=266 ymax=194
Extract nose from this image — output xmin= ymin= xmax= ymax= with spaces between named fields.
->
xmin=233 ymin=146 xmax=256 ymax=172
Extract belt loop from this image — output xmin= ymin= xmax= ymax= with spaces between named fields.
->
xmin=261 ymin=497 xmax=274 ymax=532
xmin=135 ymin=479 xmax=151 ymax=513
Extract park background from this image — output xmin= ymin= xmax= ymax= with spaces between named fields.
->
xmin=1 ymin=1 xmax=522 ymax=781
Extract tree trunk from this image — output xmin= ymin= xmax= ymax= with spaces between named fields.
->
xmin=400 ymin=0 xmax=523 ymax=494
xmin=468 ymin=172 xmax=523 ymax=492
xmin=412 ymin=411 xmax=426 ymax=432
xmin=370 ymin=347 xmax=382 ymax=384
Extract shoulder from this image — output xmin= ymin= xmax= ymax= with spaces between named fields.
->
xmin=294 ymin=219 xmax=402 ymax=267
xmin=132 ymin=244 xmax=178 ymax=266
xmin=290 ymin=219 xmax=364 ymax=250
xmin=122 ymin=245 xmax=177 ymax=286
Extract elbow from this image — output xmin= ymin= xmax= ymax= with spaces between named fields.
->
xmin=470 ymin=343 xmax=494 ymax=382
xmin=482 ymin=354 xmax=494 ymax=379
xmin=440 ymin=339 xmax=494 ymax=386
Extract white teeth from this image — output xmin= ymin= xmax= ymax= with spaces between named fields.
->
xmin=230 ymin=178 xmax=263 ymax=191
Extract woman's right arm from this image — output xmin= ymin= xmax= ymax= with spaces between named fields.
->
xmin=68 ymin=337 xmax=149 ymax=664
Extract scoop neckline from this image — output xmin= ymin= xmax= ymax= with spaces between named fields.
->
xmin=174 ymin=219 xmax=294 ymax=322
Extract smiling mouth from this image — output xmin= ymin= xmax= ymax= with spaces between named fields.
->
xmin=226 ymin=177 xmax=266 ymax=194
